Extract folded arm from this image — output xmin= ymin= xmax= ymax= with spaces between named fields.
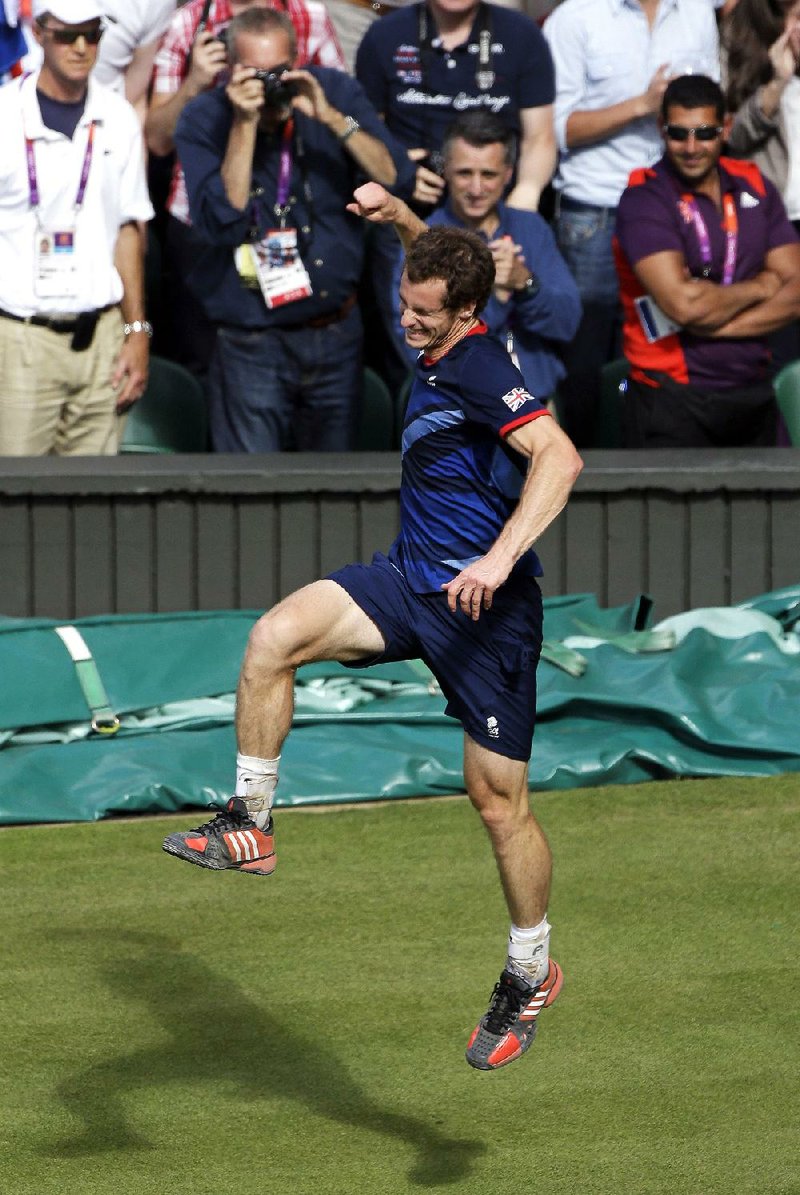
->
xmin=632 ymin=249 xmax=780 ymax=333
xmin=710 ymin=242 xmax=800 ymax=338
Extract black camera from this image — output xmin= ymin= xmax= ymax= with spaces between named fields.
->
xmin=420 ymin=149 xmax=445 ymax=177
xmin=252 ymin=68 xmax=296 ymax=109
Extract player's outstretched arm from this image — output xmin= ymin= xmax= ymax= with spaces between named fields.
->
xmin=346 ymin=182 xmax=427 ymax=253
xmin=442 ymin=415 xmax=583 ymax=621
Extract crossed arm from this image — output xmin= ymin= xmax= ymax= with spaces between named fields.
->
xmin=632 ymin=242 xmax=800 ymax=337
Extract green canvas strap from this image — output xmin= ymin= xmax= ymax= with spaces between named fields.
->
xmin=403 ymin=657 xmax=442 ymax=694
xmin=54 ymin=626 xmax=120 ymax=735
xmin=540 ymin=641 xmax=588 ymax=678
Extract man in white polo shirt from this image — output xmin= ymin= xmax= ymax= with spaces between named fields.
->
xmin=0 ymin=0 xmax=154 ymax=456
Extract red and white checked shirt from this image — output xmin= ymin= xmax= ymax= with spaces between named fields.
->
xmin=153 ymin=0 xmax=346 ymax=222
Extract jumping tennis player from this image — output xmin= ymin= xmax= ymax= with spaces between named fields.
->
xmin=164 ymin=182 xmax=583 ymax=1071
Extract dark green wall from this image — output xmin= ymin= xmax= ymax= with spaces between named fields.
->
xmin=0 ymin=450 xmax=798 ymax=619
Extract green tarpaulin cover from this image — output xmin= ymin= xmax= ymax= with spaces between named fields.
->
xmin=1 ymin=588 xmax=798 ymax=824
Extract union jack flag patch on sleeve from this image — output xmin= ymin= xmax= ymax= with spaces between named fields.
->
xmin=501 ymin=387 xmax=533 ymax=413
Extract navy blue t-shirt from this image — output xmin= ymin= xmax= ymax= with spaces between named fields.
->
xmin=389 ymin=324 xmax=550 ymax=593
xmin=355 ymin=1 xmax=555 ymax=151
xmin=37 ymin=90 xmax=86 ymax=139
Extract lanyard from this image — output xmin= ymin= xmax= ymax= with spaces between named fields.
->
xmin=682 ymin=192 xmax=738 ymax=286
xmin=248 ymin=118 xmax=314 ymax=243
xmin=274 ymin=117 xmax=294 ymax=221
xmin=25 ymin=120 xmax=98 ymax=215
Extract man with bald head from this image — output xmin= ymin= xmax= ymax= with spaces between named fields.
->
xmin=174 ymin=7 xmax=410 ymax=451
xmin=145 ymin=0 xmax=345 ymax=378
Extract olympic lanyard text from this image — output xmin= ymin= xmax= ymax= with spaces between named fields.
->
xmin=25 ymin=120 xmax=99 ymax=220
xmin=681 ymin=192 xmax=738 ymax=286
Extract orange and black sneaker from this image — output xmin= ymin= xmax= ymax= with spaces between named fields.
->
xmin=162 ymin=797 xmax=276 ymax=876
xmin=465 ymin=959 xmax=563 ymax=1071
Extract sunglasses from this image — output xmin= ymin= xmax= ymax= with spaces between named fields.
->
xmin=39 ymin=23 xmax=104 ymax=45
xmin=664 ymin=124 xmax=723 ymax=142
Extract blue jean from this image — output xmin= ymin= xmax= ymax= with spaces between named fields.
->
xmin=554 ymin=203 xmax=622 ymax=447
xmin=208 ymin=306 xmax=363 ymax=452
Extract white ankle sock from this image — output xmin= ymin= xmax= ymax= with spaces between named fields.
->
xmin=506 ymin=917 xmax=550 ymax=986
xmin=235 ymin=753 xmax=280 ymax=829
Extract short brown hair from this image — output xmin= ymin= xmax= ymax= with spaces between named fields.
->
xmin=404 ymin=227 xmax=495 ymax=315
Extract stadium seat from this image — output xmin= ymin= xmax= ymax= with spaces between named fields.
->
xmin=356 ymin=367 xmax=395 ymax=450
xmin=773 ymin=359 xmax=800 ymax=445
xmin=120 ymin=356 xmax=208 ymax=454
xmin=394 ymin=370 xmax=415 ymax=447
xmin=591 ymin=357 xmax=629 ymax=448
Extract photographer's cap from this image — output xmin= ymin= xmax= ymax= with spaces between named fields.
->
xmin=32 ymin=0 xmax=106 ymax=24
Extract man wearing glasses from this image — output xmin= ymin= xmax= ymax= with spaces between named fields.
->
xmin=0 ymin=0 xmax=153 ymax=455
xmin=614 ymin=74 xmax=800 ymax=448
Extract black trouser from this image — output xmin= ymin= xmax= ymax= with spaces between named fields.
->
xmin=163 ymin=215 xmax=218 ymax=382
xmin=624 ymin=374 xmax=778 ymax=448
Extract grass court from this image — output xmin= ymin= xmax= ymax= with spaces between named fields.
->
xmin=1 ymin=774 xmax=797 ymax=1194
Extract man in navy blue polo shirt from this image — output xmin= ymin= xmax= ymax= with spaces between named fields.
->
xmin=173 ymin=6 xmax=412 ymax=451
xmin=356 ymin=0 xmax=556 ymax=213
xmin=355 ymin=0 xmax=557 ymax=394
xmin=164 ymin=179 xmax=583 ymax=1073
xmin=614 ymin=74 xmax=800 ymax=447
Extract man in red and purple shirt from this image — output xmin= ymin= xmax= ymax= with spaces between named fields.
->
xmin=614 ymin=74 xmax=800 ymax=448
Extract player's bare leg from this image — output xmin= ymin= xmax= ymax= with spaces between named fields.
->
xmin=236 ymin=580 xmax=385 ymax=758
xmin=163 ymin=581 xmax=385 ymax=873
xmin=463 ymin=735 xmax=563 ymax=1070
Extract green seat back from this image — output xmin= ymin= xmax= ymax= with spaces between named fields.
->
xmin=121 ymin=356 xmax=208 ymax=454
xmin=356 ymin=367 xmax=395 ymax=451
xmin=592 ymin=357 xmax=629 ymax=448
xmin=774 ymin=360 xmax=800 ymax=446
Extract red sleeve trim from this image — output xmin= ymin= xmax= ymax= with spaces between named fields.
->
xmin=627 ymin=166 xmax=657 ymax=189
xmin=500 ymin=408 xmax=552 ymax=438
xmin=720 ymin=157 xmax=767 ymax=198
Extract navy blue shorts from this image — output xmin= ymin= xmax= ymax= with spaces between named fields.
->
xmin=327 ymin=553 xmax=543 ymax=762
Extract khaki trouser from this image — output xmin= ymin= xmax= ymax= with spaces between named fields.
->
xmin=0 ymin=307 xmax=127 ymax=456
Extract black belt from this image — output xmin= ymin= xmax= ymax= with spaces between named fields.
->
xmin=558 ymin=195 xmax=617 ymax=213
xmin=302 ymin=292 xmax=357 ymax=329
xmin=258 ymin=292 xmax=357 ymax=333
xmin=0 ymin=303 xmax=116 ymax=334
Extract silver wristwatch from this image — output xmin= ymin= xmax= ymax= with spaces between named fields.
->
xmin=123 ymin=319 xmax=153 ymax=338
xmin=338 ymin=116 xmax=361 ymax=143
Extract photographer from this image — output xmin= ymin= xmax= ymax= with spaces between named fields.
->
xmin=146 ymin=0 xmax=345 ymax=382
xmin=175 ymin=7 xmax=412 ymax=452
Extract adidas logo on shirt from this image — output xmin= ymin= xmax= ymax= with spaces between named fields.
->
xmin=740 ymin=192 xmax=760 ymax=209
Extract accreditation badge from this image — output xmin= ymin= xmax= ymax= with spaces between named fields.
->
xmin=34 ymin=228 xmax=79 ymax=302
xmin=251 ymin=228 xmax=313 ymax=309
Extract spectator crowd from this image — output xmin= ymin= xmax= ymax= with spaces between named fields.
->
xmin=1 ymin=0 xmax=799 ymax=455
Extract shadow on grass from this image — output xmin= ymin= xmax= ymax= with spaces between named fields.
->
xmin=44 ymin=930 xmax=486 ymax=1188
